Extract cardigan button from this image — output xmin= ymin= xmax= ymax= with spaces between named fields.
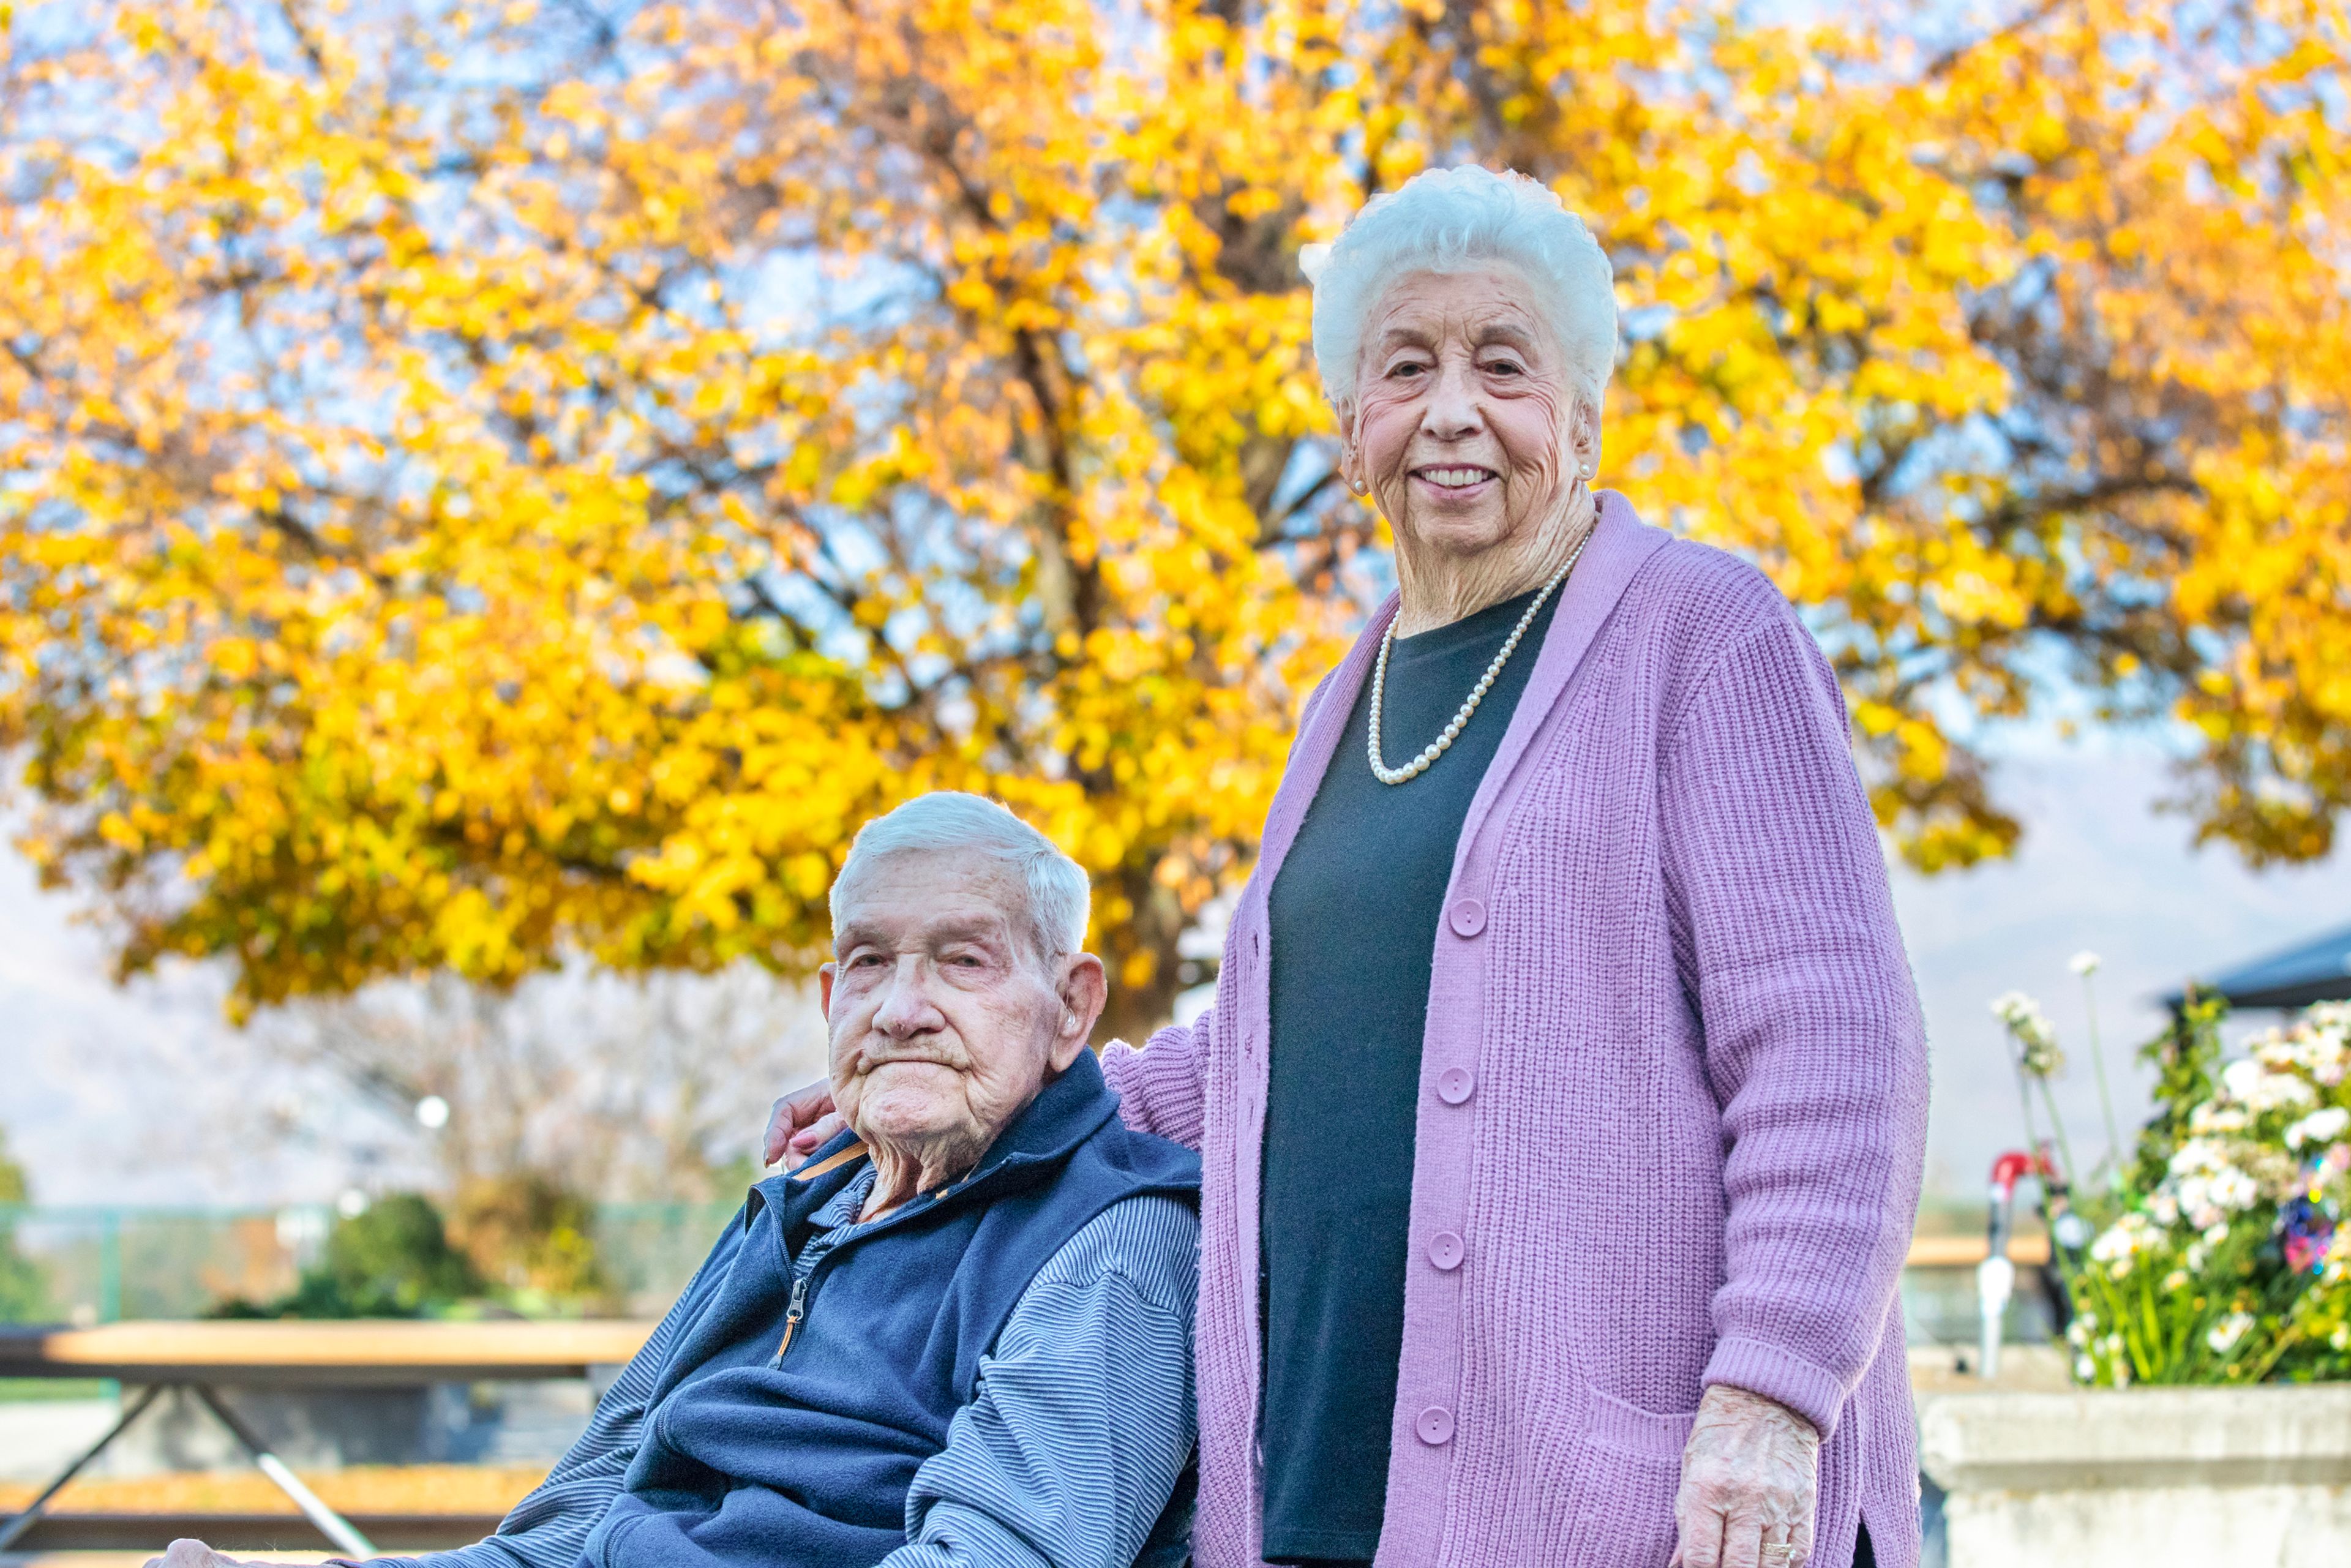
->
xmin=1447 ymin=898 xmax=1487 ymax=937
xmin=1436 ymin=1067 xmax=1475 ymax=1105
xmin=1428 ymin=1231 xmax=1464 ymax=1271
xmin=1415 ymin=1405 xmax=1455 ymax=1446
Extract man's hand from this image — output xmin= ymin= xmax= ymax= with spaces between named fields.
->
xmin=763 ymin=1078 xmax=844 ymax=1169
xmin=144 ymin=1539 xmax=298 ymax=1568
xmin=1670 ymin=1384 xmax=1820 ymax=1568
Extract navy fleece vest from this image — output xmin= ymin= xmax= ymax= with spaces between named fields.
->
xmin=579 ymin=1050 xmax=1200 ymax=1568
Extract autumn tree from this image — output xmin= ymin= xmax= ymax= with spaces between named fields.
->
xmin=1 ymin=0 xmax=2346 ymax=1038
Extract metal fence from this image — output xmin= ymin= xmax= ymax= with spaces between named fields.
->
xmin=0 ymin=1202 xmax=741 ymax=1324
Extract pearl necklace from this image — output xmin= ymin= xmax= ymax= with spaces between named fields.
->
xmin=1367 ymin=533 xmax=1592 ymax=786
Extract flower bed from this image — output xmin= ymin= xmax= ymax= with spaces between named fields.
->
xmin=2063 ymin=1002 xmax=2349 ymax=1386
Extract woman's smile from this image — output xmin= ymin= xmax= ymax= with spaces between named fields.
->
xmin=1411 ymin=464 xmax=1499 ymax=500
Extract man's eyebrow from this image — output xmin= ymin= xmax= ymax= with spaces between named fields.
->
xmin=921 ymin=917 xmax=1008 ymax=946
xmin=833 ymin=920 xmax=884 ymax=951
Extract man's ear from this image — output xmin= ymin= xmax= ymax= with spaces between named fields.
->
xmin=1049 ymin=952 xmax=1109 ymax=1071
xmin=819 ymin=962 xmax=836 ymax=1019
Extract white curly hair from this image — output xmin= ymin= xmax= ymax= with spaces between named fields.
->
xmin=1300 ymin=165 xmax=1617 ymax=418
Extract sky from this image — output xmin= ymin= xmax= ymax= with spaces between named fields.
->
xmin=4 ymin=726 xmax=2345 ymax=1209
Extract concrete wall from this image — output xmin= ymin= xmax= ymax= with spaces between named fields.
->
xmin=1917 ymin=1384 xmax=2351 ymax=1568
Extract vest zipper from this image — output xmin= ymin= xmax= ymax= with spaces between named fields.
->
xmin=775 ymin=1272 xmax=809 ymax=1360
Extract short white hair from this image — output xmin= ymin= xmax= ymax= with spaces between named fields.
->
xmin=830 ymin=792 xmax=1089 ymax=964
xmin=1302 ymin=165 xmax=1617 ymax=416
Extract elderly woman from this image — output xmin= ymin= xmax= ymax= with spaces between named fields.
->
xmin=779 ymin=167 xmax=1927 ymax=1568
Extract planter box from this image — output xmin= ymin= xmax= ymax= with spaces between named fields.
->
xmin=1916 ymin=1383 xmax=2351 ymax=1567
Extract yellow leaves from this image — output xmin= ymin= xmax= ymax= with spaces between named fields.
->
xmin=2 ymin=0 xmax=2347 ymax=1026
xmin=209 ymin=637 xmax=260 ymax=680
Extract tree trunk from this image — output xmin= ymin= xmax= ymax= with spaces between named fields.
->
xmin=1093 ymin=860 xmax=1199 ymax=1046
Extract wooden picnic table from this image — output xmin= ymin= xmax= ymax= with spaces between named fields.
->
xmin=0 ymin=1321 xmax=660 ymax=1557
xmin=0 ymin=1320 xmax=659 ymax=1388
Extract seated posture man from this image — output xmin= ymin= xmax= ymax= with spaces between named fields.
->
xmin=158 ymin=792 xmax=1202 ymax=1568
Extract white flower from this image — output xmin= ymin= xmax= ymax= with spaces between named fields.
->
xmin=2069 ymin=950 xmax=2102 ymax=976
xmin=2189 ymin=1102 xmax=2249 ymax=1134
xmin=2162 ymin=1269 xmax=2190 ymax=1291
xmin=2206 ymin=1312 xmax=2255 ymax=1354
xmin=2254 ymin=1025 xmax=2306 ymax=1071
xmin=2075 ymin=1354 xmax=2096 ymax=1381
xmin=2170 ymin=1138 xmax=2227 ymax=1177
xmin=1992 ymin=991 xmax=2063 ymax=1075
xmin=2208 ymin=1167 xmax=2260 ymax=1211
xmin=2284 ymin=1106 xmax=2351 ymax=1150
xmin=2203 ymin=1221 xmax=2232 ymax=1245
xmin=2332 ymin=1325 xmax=2350 ymax=1352
xmin=2221 ymin=1058 xmax=2317 ymax=1113
xmin=2090 ymin=1213 xmax=2157 ymax=1262
xmin=2150 ymin=1193 xmax=2181 ymax=1226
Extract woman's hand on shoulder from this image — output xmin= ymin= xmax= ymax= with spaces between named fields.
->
xmin=1670 ymin=1384 xmax=1820 ymax=1568
xmin=763 ymin=1078 xmax=844 ymax=1169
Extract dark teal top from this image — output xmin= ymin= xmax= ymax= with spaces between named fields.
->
xmin=1259 ymin=583 xmax=1561 ymax=1564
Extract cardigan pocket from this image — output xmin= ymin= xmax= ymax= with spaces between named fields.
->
xmin=1581 ymin=1384 xmax=1698 ymax=1462
xmin=1556 ymin=1384 xmax=1694 ymax=1568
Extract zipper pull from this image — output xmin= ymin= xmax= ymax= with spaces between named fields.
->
xmin=774 ymin=1272 xmax=809 ymax=1360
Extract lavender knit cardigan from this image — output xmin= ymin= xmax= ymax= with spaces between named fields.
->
xmin=1101 ymin=493 xmax=1930 ymax=1568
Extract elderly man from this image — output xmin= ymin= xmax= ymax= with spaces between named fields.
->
xmin=155 ymin=792 xmax=1202 ymax=1568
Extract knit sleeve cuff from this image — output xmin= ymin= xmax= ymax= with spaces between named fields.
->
xmin=1701 ymin=1336 xmax=1850 ymax=1441
xmin=1098 ymin=1027 xmax=1204 ymax=1147
xmin=1100 ymin=1037 xmax=1142 ymax=1092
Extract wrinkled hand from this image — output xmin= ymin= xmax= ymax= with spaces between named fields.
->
xmin=144 ymin=1539 xmax=298 ymax=1568
xmin=762 ymin=1078 xmax=844 ymax=1169
xmin=1670 ymin=1384 xmax=1820 ymax=1568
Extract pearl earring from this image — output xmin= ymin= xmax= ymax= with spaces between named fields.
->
xmin=1578 ymin=461 xmax=1594 ymax=479
xmin=1348 ymin=478 xmax=1370 ymax=497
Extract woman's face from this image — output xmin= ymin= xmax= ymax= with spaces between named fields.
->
xmin=1341 ymin=266 xmax=1595 ymax=564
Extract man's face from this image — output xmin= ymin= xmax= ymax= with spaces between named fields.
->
xmin=819 ymin=849 xmax=1089 ymax=1171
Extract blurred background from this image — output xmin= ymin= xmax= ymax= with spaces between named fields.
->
xmin=1 ymin=0 xmax=2348 ymax=1562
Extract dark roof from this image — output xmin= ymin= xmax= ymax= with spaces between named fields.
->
xmin=2169 ymin=920 xmax=2351 ymax=1012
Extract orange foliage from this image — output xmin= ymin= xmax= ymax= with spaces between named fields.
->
xmin=0 ymin=0 xmax=2345 ymax=1030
